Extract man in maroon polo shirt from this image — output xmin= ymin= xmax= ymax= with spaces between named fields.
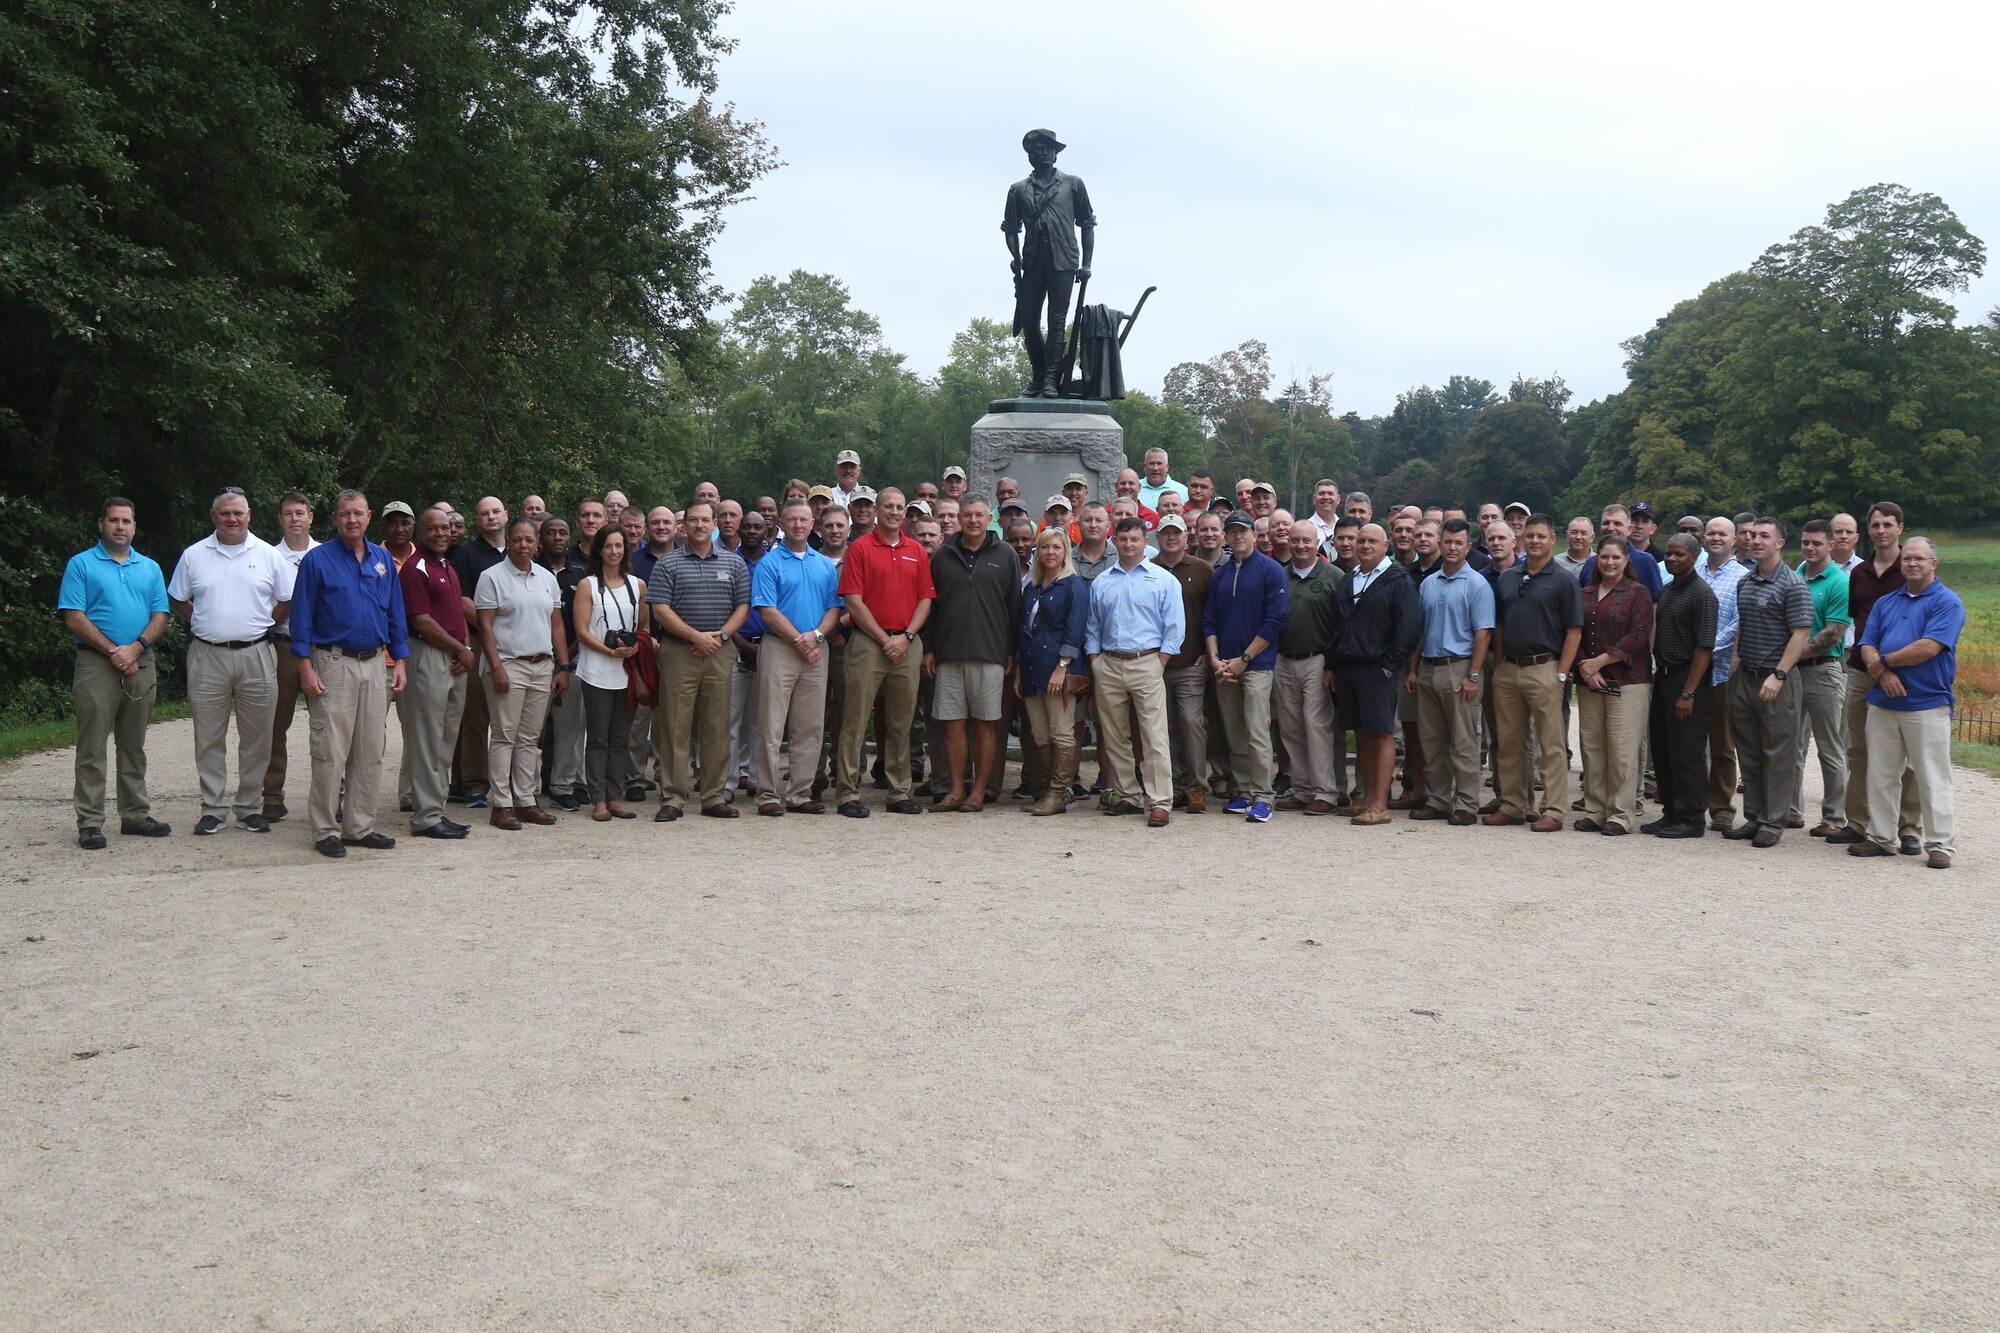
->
xmin=834 ymin=487 xmax=936 ymax=817
xmin=398 ymin=507 xmax=476 ymax=839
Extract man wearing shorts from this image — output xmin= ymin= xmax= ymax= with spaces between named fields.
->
xmin=924 ymin=498 xmax=1021 ymax=812
xmin=1329 ymin=523 xmax=1421 ymax=825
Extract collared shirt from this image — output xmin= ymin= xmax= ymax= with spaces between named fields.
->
xmin=1495 ymin=560 xmax=1583 ymax=657
xmin=1861 ymin=579 xmax=1966 ymax=712
xmin=1794 ymin=560 xmax=1851 ymax=662
xmin=1734 ymin=561 xmax=1814 ymax=670
xmin=835 ymin=530 xmax=932 ymax=633
xmin=1309 ymin=512 xmax=1341 ymax=550
xmin=927 ymin=533 xmax=1021 ymax=664
xmin=1155 ymin=554 xmax=1212 ymax=669
xmin=1845 ymin=553 xmax=1906 ymax=671
xmin=275 ymin=538 xmax=317 ymax=571
xmin=1001 ymin=169 xmax=1096 ymax=271
xmin=1552 ymin=550 xmax=1589 ymax=576
xmin=449 ymin=536 xmax=506 ymax=601
xmin=1653 ymin=572 xmax=1718 ymax=670
xmin=1697 ymin=555 xmax=1747 ymax=684
xmin=58 ymin=542 xmax=168 ymax=646
xmin=830 ymin=482 xmax=861 ymax=510
xmin=738 ymin=551 xmax=766 ymax=639
xmin=1418 ymin=564 xmax=1496 ymax=658
xmin=168 ymin=532 xmax=294 ymax=642
xmin=1579 ymin=548 xmax=1664 ymax=601
xmin=1579 ymin=576 xmax=1654 ymax=685
xmin=1138 ymin=478 xmax=1189 ymax=512
xmin=289 ymin=538 xmax=408 ymax=659
xmin=1073 ymin=544 xmax=1117 ymax=582
xmin=474 ymin=559 xmax=561 ymax=663
xmin=1277 ymin=559 xmax=1344 ymax=657
xmin=1084 ymin=557 xmax=1184 ymax=656
xmin=1837 ymin=552 xmax=1863 ymax=646
xmin=647 ymin=543 xmax=751 ymax=633
xmin=752 ymin=541 xmax=842 ymax=637
xmin=1347 ymin=558 xmax=1390 ymax=600
xmin=399 ymin=550 xmax=467 ymax=643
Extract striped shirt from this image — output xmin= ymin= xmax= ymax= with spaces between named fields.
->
xmin=645 ymin=544 xmax=749 ymax=633
xmin=1733 ymin=560 xmax=1813 ymax=670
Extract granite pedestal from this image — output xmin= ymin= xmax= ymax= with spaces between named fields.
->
xmin=969 ymin=399 xmax=1125 ymax=511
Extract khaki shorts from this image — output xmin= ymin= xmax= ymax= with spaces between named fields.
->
xmin=932 ymin=660 xmax=1005 ymax=721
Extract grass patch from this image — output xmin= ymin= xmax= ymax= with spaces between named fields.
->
xmin=1934 ymin=532 xmax=2000 ymax=703
xmin=0 ymin=701 xmax=189 ymax=766
xmin=1951 ymin=742 xmax=2000 ymax=781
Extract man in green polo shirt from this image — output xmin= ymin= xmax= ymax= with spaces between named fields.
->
xmin=57 ymin=496 xmax=173 ymax=848
xmin=1788 ymin=519 xmax=1851 ymax=834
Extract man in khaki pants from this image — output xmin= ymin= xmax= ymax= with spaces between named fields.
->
xmin=168 ymin=486 xmax=296 ymax=836
xmin=1408 ymin=518 xmax=1494 ymax=824
xmin=1485 ymin=515 xmax=1583 ymax=832
xmin=1085 ymin=517 xmax=1184 ymax=826
xmin=474 ymin=517 xmax=570 ymax=829
xmin=58 ymin=496 xmax=173 ymax=848
xmin=834 ymin=488 xmax=935 ymax=817
xmin=750 ymin=499 xmax=843 ymax=814
xmin=288 ymin=490 xmax=409 ymax=858
xmin=645 ymin=500 xmax=750 ymax=820
xmin=1273 ymin=518 xmax=1344 ymax=815
xmin=397 ymin=507 xmax=474 ymax=840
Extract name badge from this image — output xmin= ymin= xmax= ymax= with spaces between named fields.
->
xmin=716 ymin=569 xmax=731 ymax=583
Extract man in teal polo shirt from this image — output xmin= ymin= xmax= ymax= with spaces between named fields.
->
xmin=58 ymin=496 xmax=172 ymax=847
xmin=1788 ymin=519 xmax=1850 ymax=834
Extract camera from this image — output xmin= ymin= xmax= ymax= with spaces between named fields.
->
xmin=605 ymin=629 xmax=639 ymax=650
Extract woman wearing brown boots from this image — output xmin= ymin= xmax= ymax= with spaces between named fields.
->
xmin=1016 ymin=527 xmax=1091 ymax=815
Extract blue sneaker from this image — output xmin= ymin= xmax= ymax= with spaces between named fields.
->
xmin=464 ymin=792 xmax=488 ymax=810
xmin=1247 ymin=800 xmax=1273 ymax=823
xmin=1223 ymin=795 xmax=1251 ymax=815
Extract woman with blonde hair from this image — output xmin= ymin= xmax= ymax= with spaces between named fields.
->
xmin=1015 ymin=526 xmax=1090 ymax=815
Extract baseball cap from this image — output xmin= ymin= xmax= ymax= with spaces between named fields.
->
xmin=1504 ymin=500 xmax=1531 ymax=516
xmin=807 ymin=485 xmax=834 ymax=500
xmin=851 ymin=486 xmax=877 ymax=503
xmin=1252 ymin=480 xmax=1275 ymax=495
xmin=1063 ymin=472 xmax=1090 ymax=489
xmin=835 ymin=449 xmax=861 ymax=466
xmin=381 ymin=501 xmax=415 ymax=519
xmin=1044 ymin=495 xmax=1072 ymax=512
xmin=999 ymin=498 xmax=1029 ymax=514
xmin=942 ymin=465 xmax=966 ymax=480
xmin=1156 ymin=514 xmax=1188 ymax=533
xmin=1223 ymin=509 xmax=1256 ymax=531
xmin=1629 ymin=501 xmax=1655 ymax=519
xmin=906 ymin=499 xmax=931 ymax=515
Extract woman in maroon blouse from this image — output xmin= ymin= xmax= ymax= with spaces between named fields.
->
xmin=1575 ymin=535 xmax=1655 ymax=834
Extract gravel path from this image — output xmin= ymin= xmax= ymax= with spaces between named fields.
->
xmin=2 ymin=716 xmax=1994 ymax=1329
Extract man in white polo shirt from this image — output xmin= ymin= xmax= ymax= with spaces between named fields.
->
xmin=168 ymin=486 xmax=296 ymax=835
xmin=830 ymin=450 xmax=864 ymax=509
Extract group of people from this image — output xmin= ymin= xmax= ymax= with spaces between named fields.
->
xmin=58 ymin=446 xmax=1967 ymax=868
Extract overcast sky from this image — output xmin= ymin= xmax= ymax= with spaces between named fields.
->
xmin=703 ymin=0 xmax=2000 ymax=417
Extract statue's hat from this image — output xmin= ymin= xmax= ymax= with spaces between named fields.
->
xmin=1022 ymin=128 xmax=1066 ymax=152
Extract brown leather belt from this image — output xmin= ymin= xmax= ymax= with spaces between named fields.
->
xmin=1101 ymin=647 xmax=1161 ymax=659
xmin=513 ymin=652 xmax=553 ymax=664
xmin=1505 ymin=653 xmax=1556 ymax=666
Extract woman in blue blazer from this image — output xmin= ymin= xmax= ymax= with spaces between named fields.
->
xmin=1016 ymin=527 xmax=1090 ymax=815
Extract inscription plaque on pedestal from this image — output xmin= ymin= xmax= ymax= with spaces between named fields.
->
xmin=969 ymin=399 xmax=1125 ymax=509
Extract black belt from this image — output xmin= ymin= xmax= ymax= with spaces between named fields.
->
xmin=1797 ymin=657 xmax=1837 ymax=668
xmin=511 ymin=652 xmax=552 ymax=664
xmin=1277 ymin=650 xmax=1322 ymax=661
xmin=197 ymin=633 xmax=271 ymax=650
xmin=1421 ymin=654 xmax=1468 ymax=666
xmin=1744 ymin=665 xmax=1787 ymax=678
xmin=1505 ymin=653 xmax=1556 ymax=667
xmin=1101 ymin=647 xmax=1162 ymax=659
xmin=316 ymin=644 xmax=382 ymax=661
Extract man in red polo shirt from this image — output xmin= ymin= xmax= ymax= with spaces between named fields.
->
xmin=398 ymin=507 xmax=476 ymax=839
xmin=834 ymin=487 xmax=936 ymax=817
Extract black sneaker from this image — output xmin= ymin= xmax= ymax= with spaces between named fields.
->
xmin=234 ymin=814 xmax=272 ymax=833
xmin=624 ymin=784 xmax=647 ymax=803
xmin=838 ymin=801 xmax=869 ymax=818
xmin=413 ymin=822 xmax=468 ymax=840
xmin=78 ymin=827 xmax=106 ymax=850
xmin=315 ymin=837 xmax=347 ymax=858
xmin=341 ymin=832 xmax=396 ymax=850
xmin=193 ymin=815 xmax=226 ymax=836
xmin=120 ymin=816 xmax=171 ymax=837
xmin=886 ymin=800 xmax=926 ymax=815
xmin=552 ymin=790 xmax=581 ymax=811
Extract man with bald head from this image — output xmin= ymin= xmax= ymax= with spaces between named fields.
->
xmin=521 ymin=495 xmax=547 ymax=524
xmin=448 ymin=495 xmax=508 ymax=808
xmin=1113 ymin=468 xmax=1159 ymax=530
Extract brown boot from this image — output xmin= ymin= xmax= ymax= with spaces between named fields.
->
xmin=1030 ymin=744 xmax=1074 ymax=816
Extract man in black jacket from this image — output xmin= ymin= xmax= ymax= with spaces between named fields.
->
xmin=1330 ymin=523 xmax=1422 ymax=827
xmin=924 ymin=499 xmax=1022 ymax=812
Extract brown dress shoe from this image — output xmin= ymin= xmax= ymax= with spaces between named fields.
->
xmin=1407 ymin=804 xmax=1447 ymax=821
xmin=654 ymin=805 xmax=682 ymax=822
xmin=1447 ymin=811 xmax=1477 ymax=826
xmin=786 ymin=801 xmax=825 ymax=815
xmin=1387 ymin=793 xmax=1426 ymax=810
xmin=517 ymin=805 xmax=557 ymax=826
xmin=1147 ymin=808 xmax=1170 ymax=828
xmin=1926 ymin=850 xmax=1951 ymax=870
xmin=1529 ymin=815 xmax=1563 ymax=832
xmin=1846 ymin=840 xmax=1891 ymax=857
xmin=489 ymin=808 xmax=522 ymax=830
xmin=1302 ymin=800 xmax=1338 ymax=816
xmin=1479 ymin=798 xmax=1502 ymax=815
xmin=1103 ymin=800 xmax=1143 ymax=816
xmin=1809 ymin=822 xmax=1839 ymax=837
xmin=1481 ymin=811 xmax=1525 ymax=826
xmin=1185 ymin=789 xmax=1207 ymax=814
xmin=758 ymin=802 xmax=784 ymax=816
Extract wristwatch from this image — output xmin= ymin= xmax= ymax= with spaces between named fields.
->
xmin=1556 ymin=672 xmax=1569 ymax=683
xmin=812 ymin=629 xmax=825 ymax=643
xmin=1680 ymin=690 xmax=1695 ymax=700
xmin=902 ymin=629 xmax=918 ymax=641
xmin=1057 ymin=657 xmax=1072 ymax=668
xmin=1773 ymin=668 xmax=1788 ymax=680
xmin=1466 ymin=672 xmax=1481 ymax=683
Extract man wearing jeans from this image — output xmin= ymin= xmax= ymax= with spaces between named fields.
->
xmin=58 ymin=497 xmax=173 ymax=848
xmin=1723 ymin=517 xmax=1813 ymax=848
xmin=1086 ymin=518 xmax=1184 ymax=827
xmin=1847 ymin=538 xmax=1964 ymax=870
xmin=1202 ymin=510 xmax=1286 ymax=821
xmin=167 ymin=486 xmax=295 ymax=836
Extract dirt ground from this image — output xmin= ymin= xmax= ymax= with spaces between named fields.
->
xmin=2 ymin=714 xmax=1995 ymax=1330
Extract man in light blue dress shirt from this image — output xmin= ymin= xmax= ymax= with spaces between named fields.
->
xmin=1084 ymin=517 xmax=1185 ymax=826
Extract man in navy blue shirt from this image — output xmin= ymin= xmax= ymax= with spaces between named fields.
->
xmin=1202 ymin=511 xmax=1287 ymax=821
xmin=1578 ymin=505 xmax=1663 ymax=601
xmin=1848 ymin=538 xmax=1965 ymax=869
xmin=291 ymin=489 xmax=409 ymax=858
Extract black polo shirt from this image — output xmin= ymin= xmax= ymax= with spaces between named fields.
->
xmin=450 ymin=537 xmax=506 ymax=606
xmin=1494 ymin=559 xmax=1583 ymax=656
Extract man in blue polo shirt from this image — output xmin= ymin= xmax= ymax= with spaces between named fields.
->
xmin=290 ymin=489 xmax=410 ymax=858
xmin=750 ymin=499 xmax=842 ymax=814
xmin=1848 ymin=538 xmax=1965 ymax=869
xmin=1408 ymin=518 xmax=1494 ymax=824
xmin=58 ymin=496 xmax=173 ymax=848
